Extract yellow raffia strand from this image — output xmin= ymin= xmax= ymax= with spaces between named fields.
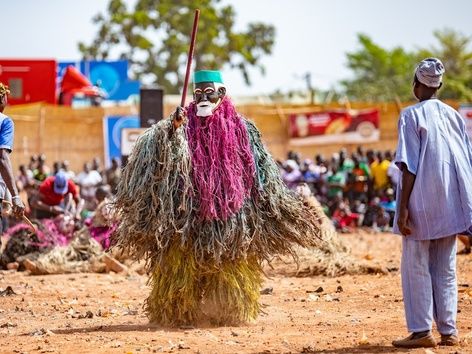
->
xmin=145 ymin=240 xmax=200 ymax=325
xmin=145 ymin=239 xmax=263 ymax=326
xmin=201 ymin=257 xmax=263 ymax=325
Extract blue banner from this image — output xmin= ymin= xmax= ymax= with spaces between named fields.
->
xmin=58 ymin=60 xmax=140 ymax=101
xmin=103 ymin=115 xmax=140 ymax=166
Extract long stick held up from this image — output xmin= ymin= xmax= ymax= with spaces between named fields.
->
xmin=180 ymin=9 xmax=200 ymax=107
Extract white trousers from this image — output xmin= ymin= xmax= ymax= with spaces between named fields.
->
xmin=401 ymin=235 xmax=457 ymax=335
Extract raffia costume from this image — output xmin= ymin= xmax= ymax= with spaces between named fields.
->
xmin=113 ymin=72 xmax=323 ymax=325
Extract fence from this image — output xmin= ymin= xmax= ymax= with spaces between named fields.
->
xmin=5 ymin=100 xmax=460 ymax=171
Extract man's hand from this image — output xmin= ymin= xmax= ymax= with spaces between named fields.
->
xmin=74 ymin=211 xmax=82 ymax=222
xmin=397 ymin=209 xmax=412 ymax=236
xmin=50 ymin=205 xmax=65 ymax=215
xmin=11 ymin=196 xmax=25 ymax=218
xmin=172 ymin=106 xmax=187 ymax=129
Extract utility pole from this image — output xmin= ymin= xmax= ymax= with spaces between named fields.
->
xmin=303 ymin=72 xmax=315 ymax=104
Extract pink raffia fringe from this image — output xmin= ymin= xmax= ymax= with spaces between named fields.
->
xmin=5 ymin=219 xmax=73 ymax=249
xmin=186 ymin=97 xmax=255 ymax=221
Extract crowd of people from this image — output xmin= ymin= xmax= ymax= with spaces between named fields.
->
xmin=14 ymin=148 xmax=398 ymax=233
xmin=279 ymin=146 xmax=471 ymax=254
xmin=10 ymin=147 xmax=396 ymax=235
xmin=10 ymin=154 xmax=121 ymax=229
xmin=280 ymin=147 xmax=399 ymax=233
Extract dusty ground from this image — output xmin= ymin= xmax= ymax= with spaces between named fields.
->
xmin=0 ymin=231 xmax=471 ymax=354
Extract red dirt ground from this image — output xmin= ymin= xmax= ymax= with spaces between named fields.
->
xmin=1 ymin=231 xmax=471 ymax=354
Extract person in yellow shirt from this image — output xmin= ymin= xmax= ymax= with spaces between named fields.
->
xmin=370 ymin=151 xmax=391 ymax=191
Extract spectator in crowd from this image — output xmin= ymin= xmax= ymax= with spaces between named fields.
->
xmin=38 ymin=154 xmax=51 ymax=174
xmin=373 ymin=205 xmax=391 ymax=232
xmin=348 ymin=155 xmax=369 ymax=203
xmin=362 ymin=197 xmax=381 ymax=227
xmin=331 ymin=200 xmax=360 ymax=232
xmin=338 ymin=148 xmax=354 ymax=173
xmin=91 ymin=157 xmax=103 ymax=177
xmin=61 ymin=160 xmax=75 ymax=180
xmin=371 ymin=151 xmax=391 ymax=192
xmin=287 ymin=150 xmax=301 ymax=165
xmin=76 ymin=162 xmax=103 ymax=210
xmin=52 ymin=161 xmax=61 ymax=175
xmin=31 ymin=171 xmax=83 ymax=219
xmin=282 ymin=159 xmax=302 ymax=190
xmin=356 ymin=145 xmax=367 ymax=163
xmin=365 ymin=149 xmax=376 ymax=199
xmin=327 ymin=165 xmax=345 ymax=200
xmin=105 ymin=157 xmax=121 ymax=193
xmin=16 ymin=165 xmax=34 ymax=191
xmin=379 ymin=188 xmax=396 ymax=226
xmin=28 ymin=155 xmax=38 ymax=171
xmin=33 ymin=155 xmax=50 ymax=183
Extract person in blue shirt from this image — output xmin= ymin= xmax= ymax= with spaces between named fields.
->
xmin=392 ymin=58 xmax=472 ymax=348
xmin=0 ymin=83 xmax=25 ymax=227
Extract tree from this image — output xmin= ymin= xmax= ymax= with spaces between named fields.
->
xmin=341 ymin=34 xmax=416 ymax=102
xmin=78 ymin=0 xmax=275 ymax=94
xmin=417 ymin=29 xmax=472 ymax=101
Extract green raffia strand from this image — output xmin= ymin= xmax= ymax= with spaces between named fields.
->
xmin=113 ymin=118 xmax=193 ymax=269
xmin=113 ymin=117 xmax=326 ymax=325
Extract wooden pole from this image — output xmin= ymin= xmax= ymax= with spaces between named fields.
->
xmin=180 ymin=9 xmax=200 ymax=108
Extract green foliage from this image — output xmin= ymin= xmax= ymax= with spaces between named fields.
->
xmin=417 ymin=28 xmax=472 ymax=101
xmin=341 ymin=34 xmax=416 ymax=102
xmin=343 ymin=30 xmax=472 ymax=102
xmin=78 ymin=0 xmax=275 ymax=94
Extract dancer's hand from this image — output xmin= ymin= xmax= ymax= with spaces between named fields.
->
xmin=172 ymin=106 xmax=187 ymax=129
xmin=397 ymin=209 xmax=412 ymax=236
xmin=11 ymin=196 xmax=25 ymax=218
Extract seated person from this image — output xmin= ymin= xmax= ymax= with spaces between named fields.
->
xmin=282 ymin=160 xmax=302 ymax=190
xmin=373 ymin=206 xmax=391 ymax=232
xmin=332 ymin=201 xmax=359 ymax=232
xmin=84 ymin=185 xmax=115 ymax=250
xmin=31 ymin=171 xmax=84 ymax=219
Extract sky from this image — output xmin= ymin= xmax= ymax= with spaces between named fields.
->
xmin=1 ymin=0 xmax=471 ymax=95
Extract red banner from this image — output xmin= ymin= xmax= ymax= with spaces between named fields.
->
xmin=288 ymin=109 xmax=380 ymax=145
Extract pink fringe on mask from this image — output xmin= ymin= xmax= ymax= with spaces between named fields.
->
xmin=186 ymin=97 xmax=255 ymax=221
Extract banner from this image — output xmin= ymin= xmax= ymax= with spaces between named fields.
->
xmin=121 ymin=128 xmax=147 ymax=156
xmin=59 ymin=60 xmax=140 ymax=101
xmin=103 ymin=115 xmax=140 ymax=166
xmin=288 ymin=109 xmax=379 ymax=145
xmin=459 ymin=105 xmax=472 ymax=140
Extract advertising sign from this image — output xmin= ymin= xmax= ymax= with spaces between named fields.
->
xmin=288 ymin=109 xmax=380 ymax=145
xmin=59 ymin=60 xmax=140 ymax=101
xmin=103 ymin=115 xmax=140 ymax=166
xmin=121 ymin=128 xmax=147 ymax=156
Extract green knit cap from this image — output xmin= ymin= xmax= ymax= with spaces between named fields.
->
xmin=194 ymin=70 xmax=224 ymax=84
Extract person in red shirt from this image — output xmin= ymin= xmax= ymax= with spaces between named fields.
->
xmin=31 ymin=171 xmax=84 ymax=219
